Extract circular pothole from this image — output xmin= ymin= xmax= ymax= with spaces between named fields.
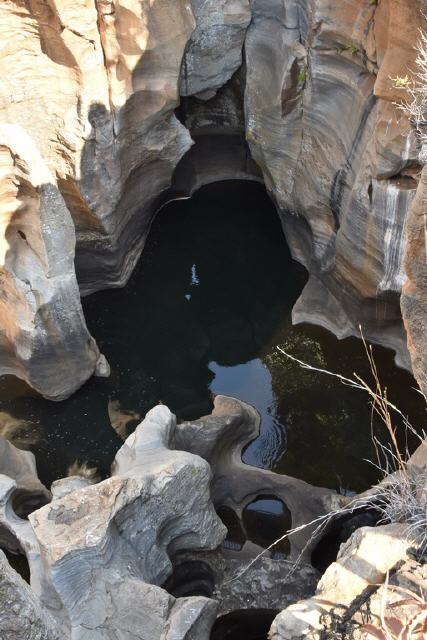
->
xmin=11 ymin=489 xmax=50 ymax=520
xmin=242 ymin=495 xmax=292 ymax=556
xmin=210 ymin=609 xmax=279 ymax=640
xmin=311 ymin=507 xmax=382 ymax=573
xmin=162 ymin=560 xmax=215 ymax=598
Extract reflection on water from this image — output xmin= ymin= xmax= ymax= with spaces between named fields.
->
xmin=0 ymin=181 xmax=425 ymax=491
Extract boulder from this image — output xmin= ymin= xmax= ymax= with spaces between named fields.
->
xmin=270 ymin=523 xmax=410 ymax=639
xmin=181 ymin=0 xmax=251 ymax=98
xmin=29 ymin=405 xmax=225 ymax=638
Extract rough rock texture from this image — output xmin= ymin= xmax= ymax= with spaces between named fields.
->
xmin=176 ymin=395 xmax=342 ymax=561
xmin=170 ymin=550 xmax=319 ymax=617
xmin=244 ymin=0 xmax=425 ymax=367
xmin=269 ymin=523 xmax=410 ymax=640
xmin=29 ymin=405 xmax=225 ymax=639
xmin=0 ymin=0 xmax=195 ymax=397
xmin=180 ymin=0 xmax=251 ymax=99
xmin=0 ymin=550 xmax=62 ymax=640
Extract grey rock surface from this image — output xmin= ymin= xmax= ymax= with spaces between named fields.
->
xmin=172 ymin=549 xmax=319 ymax=617
xmin=181 ymin=0 xmax=251 ymax=98
xmin=29 ymin=405 xmax=225 ymax=639
xmin=0 ymin=125 xmax=102 ymax=400
xmin=0 ymin=550 xmax=62 ymax=640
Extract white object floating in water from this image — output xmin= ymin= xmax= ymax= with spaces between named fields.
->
xmin=191 ymin=263 xmax=200 ymax=286
xmin=185 ymin=294 xmax=191 ymax=301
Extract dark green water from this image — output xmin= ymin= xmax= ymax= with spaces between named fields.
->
xmin=0 ymin=181 xmax=425 ymax=491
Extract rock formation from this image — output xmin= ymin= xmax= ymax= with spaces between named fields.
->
xmin=0 ymin=398 xmax=345 ymax=639
xmin=0 ymin=0 xmax=195 ymax=397
xmin=0 ymin=549 xmax=62 ymax=640
xmin=0 ymin=125 xmax=103 ymax=399
xmin=28 ymin=405 xmax=225 ymax=638
xmin=0 ymin=0 xmax=426 ymax=396
xmin=176 ymin=395 xmax=341 ymax=561
xmin=401 ymin=162 xmax=427 ymax=397
xmin=244 ymin=0 xmax=425 ymax=368
xmin=270 ymin=523 xmax=411 ymax=640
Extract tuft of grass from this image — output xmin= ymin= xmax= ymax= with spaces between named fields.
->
xmin=339 ymin=42 xmax=360 ymax=56
xmin=397 ymin=29 xmax=427 ymax=139
xmin=67 ymin=460 xmax=100 ymax=484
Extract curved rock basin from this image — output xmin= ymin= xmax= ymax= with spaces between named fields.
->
xmin=0 ymin=181 xmax=424 ymax=490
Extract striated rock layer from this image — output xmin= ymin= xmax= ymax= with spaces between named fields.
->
xmin=244 ymin=0 xmax=424 ymax=367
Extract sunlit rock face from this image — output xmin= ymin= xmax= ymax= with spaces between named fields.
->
xmin=244 ymin=0 xmax=423 ymax=367
xmin=0 ymin=0 xmax=195 ymax=397
xmin=0 ymin=0 xmax=195 ymax=294
xmin=0 ymin=125 xmax=101 ymax=399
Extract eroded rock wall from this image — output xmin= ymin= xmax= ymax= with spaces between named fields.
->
xmin=0 ymin=0 xmax=196 ymax=396
xmin=401 ymin=163 xmax=427 ymax=396
xmin=244 ymin=0 xmax=424 ymax=366
xmin=1 ymin=0 xmax=426 ymax=397
xmin=0 ymin=125 xmax=101 ymax=399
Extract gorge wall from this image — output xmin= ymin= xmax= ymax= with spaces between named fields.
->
xmin=0 ymin=0 xmax=426 ymax=398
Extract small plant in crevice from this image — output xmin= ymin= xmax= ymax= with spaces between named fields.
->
xmin=298 ymin=68 xmax=307 ymax=84
xmin=67 ymin=460 xmax=100 ymax=484
xmin=338 ymin=42 xmax=361 ymax=56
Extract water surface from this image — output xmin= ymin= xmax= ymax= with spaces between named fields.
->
xmin=0 ymin=181 xmax=424 ymax=491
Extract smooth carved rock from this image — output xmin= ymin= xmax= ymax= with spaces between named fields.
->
xmin=29 ymin=405 xmax=225 ymax=639
xmin=181 ymin=0 xmax=251 ymax=99
xmin=0 ymin=124 xmax=102 ymax=399
xmin=0 ymin=550 xmax=62 ymax=640
xmin=244 ymin=0 xmax=424 ymax=368
xmin=0 ymin=435 xmax=49 ymax=596
xmin=269 ymin=523 xmax=410 ymax=640
xmin=0 ymin=0 xmax=194 ymax=397
xmin=176 ymin=395 xmax=341 ymax=561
